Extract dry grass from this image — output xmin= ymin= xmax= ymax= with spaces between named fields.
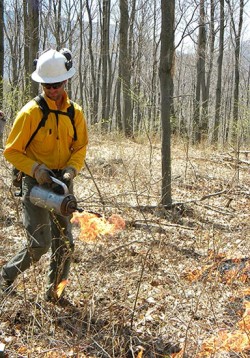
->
xmin=0 ymin=131 xmax=250 ymax=357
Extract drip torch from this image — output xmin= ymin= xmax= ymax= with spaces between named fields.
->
xmin=30 ymin=177 xmax=83 ymax=216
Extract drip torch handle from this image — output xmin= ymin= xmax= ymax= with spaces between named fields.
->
xmin=51 ymin=177 xmax=69 ymax=195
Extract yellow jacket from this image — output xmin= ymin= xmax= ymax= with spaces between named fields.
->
xmin=4 ymin=92 xmax=88 ymax=176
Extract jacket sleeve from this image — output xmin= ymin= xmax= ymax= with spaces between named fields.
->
xmin=4 ymin=104 xmax=41 ymax=176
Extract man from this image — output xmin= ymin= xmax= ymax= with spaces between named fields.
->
xmin=0 ymin=49 xmax=88 ymax=302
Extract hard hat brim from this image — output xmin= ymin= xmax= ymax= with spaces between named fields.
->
xmin=31 ymin=67 xmax=76 ymax=83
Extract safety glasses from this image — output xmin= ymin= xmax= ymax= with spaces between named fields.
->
xmin=41 ymin=81 xmax=64 ymax=89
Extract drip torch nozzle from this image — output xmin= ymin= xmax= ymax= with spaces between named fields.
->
xmin=75 ymin=207 xmax=84 ymax=213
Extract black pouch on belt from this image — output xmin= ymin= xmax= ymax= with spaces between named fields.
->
xmin=12 ymin=167 xmax=24 ymax=188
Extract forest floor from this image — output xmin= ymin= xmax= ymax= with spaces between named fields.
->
xmin=0 ymin=131 xmax=250 ymax=358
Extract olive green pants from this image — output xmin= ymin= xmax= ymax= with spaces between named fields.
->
xmin=2 ymin=175 xmax=74 ymax=298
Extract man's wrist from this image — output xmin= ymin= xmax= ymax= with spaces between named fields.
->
xmin=32 ymin=163 xmax=41 ymax=178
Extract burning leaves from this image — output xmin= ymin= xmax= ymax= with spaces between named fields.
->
xmin=185 ymin=252 xmax=250 ymax=356
xmin=238 ymin=301 xmax=250 ymax=330
xmin=185 ymin=253 xmax=250 ymax=284
xmin=197 ymin=328 xmax=250 ymax=357
xmin=71 ymin=211 xmax=125 ymax=241
xmin=135 ymin=346 xmax=184 ymax=358
xmin=56 ymin=279 xmax=69 ymax=298
xmin=197 ymin=319 xmax=250 ymax=357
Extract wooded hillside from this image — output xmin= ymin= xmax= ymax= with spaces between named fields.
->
xmin=0 ymin=132 xmax=249 ymax=357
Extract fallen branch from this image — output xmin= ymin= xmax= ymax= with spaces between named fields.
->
xmin=128 ymin=219 xmax=194 ymax=232
xmin=124 ymin=189 xmax=230 ymax=212
xmin=77 ymin=189 xmax=232 ymax=215
xmin=196 ymin=203 xmax=234 ymax=216
xmin=221 ymin=153 xmax=250 ymax=166
xmin=199 ymin=189 xmax=228 ymax=201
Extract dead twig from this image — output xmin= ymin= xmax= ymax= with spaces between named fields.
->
xmin=121 ymin=189 xmax=230 ymax=212
xmin=84 ymin=160 xmax=106 ymax=207
xmin=197 ymin=203 xmax=234 ymax=215
xmin=129 ymin=219 xmax=194 ymax=232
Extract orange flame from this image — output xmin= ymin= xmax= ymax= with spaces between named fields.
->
xmin=185 ymin=263 xmax=215 ymax=282
xmin=238 ymin=301 xmax=250 ymax=330
xmin=196 ymin=284 xmax=250 ymax=356
xmin=185 ymin=254 xmax=250 ymax=356
xmin=185 ymin=255 xmax=250 ymax=284
xmin=171 ymin=348 xmax=184 ymax=357
xmin=71 ymin=212 xmax=125 ymax=242
xmin=197 ymin=295 xmax=250 ymax=356
xmin=136 ymin=349 xmax=143 ymax=358
xmin=198 ymin=328 xmax=250 ymax=356
xmin=135 ymin=347 xmax=184 ymax=358
xmin=56 ymin=279 xmax=69 ymax=298
xmin=239 ymin=287 xmax=250 ymax=296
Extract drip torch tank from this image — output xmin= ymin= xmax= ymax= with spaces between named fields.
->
xmin=30 ymin=177 xmax=77 ymax=216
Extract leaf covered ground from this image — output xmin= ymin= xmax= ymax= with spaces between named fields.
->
xmin=0 ymin=132 xmax=250 ymax=358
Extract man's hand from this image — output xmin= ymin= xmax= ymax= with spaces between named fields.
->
xmin=33 ymin=164 xmax=53 ymax=185
xmin=62 ymin=166 xmax=76 ymax=184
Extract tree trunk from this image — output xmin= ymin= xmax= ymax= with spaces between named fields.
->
xmin=205 ymin=0 xmax=215 ymax=138
xmin=193 ymin=0 xmax=206 ymax=143
xmin=78 ymin=0 xmax=84 ymax=109
xmin=101 ymin=0 xmax=110 ymax=131
xmin=233 ymin=0 xmax=243 ymax=126
xmin=53 ymin=0 xmax=62 ymax=47
xmin=116 ymin=64 xmax=122 ymax=131
xmin=118 ymin=0 xmax=132 ymax=136
xmin=159 ymin=0 xmax=175 ymax=207
xmin=225 ymin=0 xmax=244 ymax=141
xmin=23 ymin=0 xmax=29 ymax=92
xmin=149 ymin=0 xmax=159 ymax=132
xmin=29 ymin=0 xmax=39 ymax=97
xmin=86 ymin=0 xmax=99 ymax=123
xmin=213 ymin=0 xmax=224 ymax=143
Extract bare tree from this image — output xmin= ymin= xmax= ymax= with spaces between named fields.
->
xmin=213 ymin=0 xmax=225 ymax=143
xmin=100 ymin=0 xmax=111 ymax=130
xmin=78 ymin=0 xmax=85 ymax=109
xmin=85 ymin=0 xmax=100 ymax=123
xmin=204 ymin=0 xmax=215 ymax=128
xmin=149 ymin=0 xmax=160 ymax=132
xmin=193 ymin=0 xmax=206 ymax=143
xmin=53 ymin=0 xmax=62 ymax=47
xmin=159 ymin=0 xmax=175 ymax=206
xmin=118 ymin=0 xmax=132 ymax=135
xmin=23 ymin=0 xmax=29 ymax=91
xmin=226 ymin=0 xmax=244 ymax=137
xmin=4 ymin=1 xmax=23 ymax=113
xmin=29 ymin=0 xmax=39 ymax=97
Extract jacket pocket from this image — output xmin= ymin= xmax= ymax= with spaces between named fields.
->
xmin=32 ymin=128 xmax=54 ymax=152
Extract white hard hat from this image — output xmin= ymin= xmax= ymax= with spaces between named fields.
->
xmin=31 ymin=49 xmax=76 ymax=83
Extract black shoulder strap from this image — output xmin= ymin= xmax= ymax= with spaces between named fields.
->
xmin=25 ymin=95 xmax=49 ymax=150
xmin=65 ymin=100 xmax=76 ymax=141
xmin=24 ymin=95 xmax=77 ymax=151
xmin=34 ymin=94 xmax=50 ymax=118
xmin=50 ymin=101 xmax=77 ymax=141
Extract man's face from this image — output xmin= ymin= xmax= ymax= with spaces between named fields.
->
xmin=41 ymin=81 xmax=66 ymax=101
